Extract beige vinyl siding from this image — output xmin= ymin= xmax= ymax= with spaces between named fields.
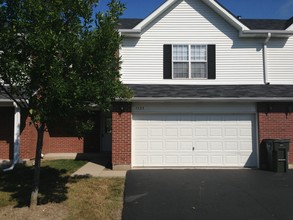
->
xmin=120 ymin=0 xmax=267 ymax=85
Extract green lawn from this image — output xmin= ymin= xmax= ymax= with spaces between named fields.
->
xmin=0 ymin=160 xmax=125 ymax=220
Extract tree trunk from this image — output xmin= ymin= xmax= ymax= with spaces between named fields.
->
xmin=30 ymin=122 xmax=45 ymax=208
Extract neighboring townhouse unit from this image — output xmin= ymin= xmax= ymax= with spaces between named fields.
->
xmin=112 ymin=0 xmax=293 ymax=169
xmin=1 ymin=0 xmax=293 ymax=170
xmin=0 ymin=89 xmax=108 ymax=162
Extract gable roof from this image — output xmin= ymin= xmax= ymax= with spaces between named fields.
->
xmin=118 ymin=0 xmax=293 ymax=38
xmin=131 ymin=0 xmax=248 ymax=31
xmin=127 ymin=84 xmax=293 ymax=101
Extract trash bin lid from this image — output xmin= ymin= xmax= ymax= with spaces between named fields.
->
xmin=272 ymin=139 xmax=290 ymax=143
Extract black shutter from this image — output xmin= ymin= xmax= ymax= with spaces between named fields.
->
xmin=163 ymin=44 xmax=172 ymax=79
xmin=207 ymin=45 xmax=216 ymax=79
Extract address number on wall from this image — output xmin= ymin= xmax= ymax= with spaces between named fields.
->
xmin=135 ymin=106 xmax=145 ymax=110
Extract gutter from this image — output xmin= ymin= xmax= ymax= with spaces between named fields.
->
xmin=119 ymin=29 xmax=141 ymax=37
xmin=240 ymin=30 xmax=293 ymax=38
xmin=2 ymin=102 xmax=20 ymax=172
xmin=131 ymin=97 xmax=293 ymax=102
xmin=263 ymin=33 xmax=271 ymax=85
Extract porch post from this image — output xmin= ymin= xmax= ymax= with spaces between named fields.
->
xmin=13 ymin=102 xmax=20 ymax=164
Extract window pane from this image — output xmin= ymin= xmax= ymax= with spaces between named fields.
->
xmin=174 ymin=62 xmax=189 ymax=78
xmin=191 ymin=63 xmax=207 ymax=78
xmin=173 ymin=45 xmax=188 ymax=61
xmin=191 ymin=45 xmax=206 ymax=61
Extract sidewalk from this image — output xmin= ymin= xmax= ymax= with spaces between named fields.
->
xmin=44 ymin=153 xmax=127 ymax=177
xmin=71 ymin=161 xmax=127 ymax=177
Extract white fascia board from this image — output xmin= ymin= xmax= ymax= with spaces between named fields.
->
xmin=200 ymin=0 xmax=249 ymax=31
xmin=286 ymin=23 xmax=293 ymax=31
xmin=0 ymin=99 xmax=14 ymax=107
xmin=133 ymin=0 xmax=178 ymax=30
xmin=131 ymin=97 xmax=293 ymax=102
xmin=119 ymin=29 xmax=141 ymax=37
xmin=0 ymin=99 xmax=12 ymax=102
xmin=240 ymin=30 xmax=293 ymax=38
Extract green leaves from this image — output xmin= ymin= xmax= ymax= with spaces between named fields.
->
xmin=0 ymin=0 xmax=131 ymax=133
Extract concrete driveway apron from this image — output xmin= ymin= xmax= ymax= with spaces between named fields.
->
xmin=122 ymin=169 xmax=293 ymax=220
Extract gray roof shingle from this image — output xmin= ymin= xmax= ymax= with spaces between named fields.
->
xmin=127 ymin=84 xmax=293 ymax=100
xmin=240 ymin=19 xmax=289 ymax=30
xmin=117 ymin=18 xmax=143 ymax=29
xmin=0 ymin=90 xmax=12 ymax=100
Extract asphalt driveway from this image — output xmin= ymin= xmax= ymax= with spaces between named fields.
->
xmin=122 ymin=169 xmax=293 ymax=220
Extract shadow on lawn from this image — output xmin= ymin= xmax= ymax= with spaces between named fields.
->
xmin=0 ymin=164 xmax=89 ymax=207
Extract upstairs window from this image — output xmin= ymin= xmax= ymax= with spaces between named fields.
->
xmin=163 ymin=44 xmax=215 ymax=80
xmin=173 ymin=45 xmax=207 ymax=79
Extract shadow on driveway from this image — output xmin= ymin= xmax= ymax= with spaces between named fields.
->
xmin=122 ymin=169 xmax=293 ymax=220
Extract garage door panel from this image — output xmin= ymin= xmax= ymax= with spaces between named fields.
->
xmin=166 ymin=128 xmax=178 ymax=137
xmin=179 ymin=128 xmax=192 ymax=137
xmin=210 ymin=155 xmax=224 ymax=164
xmin=180 ymin=155 xmax=193 ymax=164
xmin=180 ymin=142 xmax=193 ymax=151
xmin=239 ymin=141 xmax=253 ymax=151
xmin=225 ymin=155 xmax=239 ymax=164
xmin=135 ymin=142 xmax=148 ymax=151
xmin=150 ymin=155 xmax=163 ymax=164
xmin=133 ymin=113 xmax=257 ymax=167
xmin=165 ymin=155 xmax=178 ymax=164
xmin=224 ymin=142 xmax=239 ymax=151
xmin=224 ymin=128 xmax=238 ymax=137
xmin=135 ymin=155 xmax=148 ymax=165
xmin=239 ymin=128 xmax=252 ymax=137
xmin=196 ymin=142 xmax=209 ymax=151
xmin=136 ymin=128 xmax=148 ymax=137
xmin=150 ymin=141 xmax=163 ymax=151
xmin=195 ymin=128 xmax=209 ymax=137
xmin=209 ymin=128 xmax=223 ymax=137
xmin=209 ymin=142 xmax=223 ymax=151
xmin=150 ymin=128 xmax=163 ymax=137
xmin=165 ymin=142 xmax=178 ymax=151
xmin=195 ymin=155 xmax=209 ymax=164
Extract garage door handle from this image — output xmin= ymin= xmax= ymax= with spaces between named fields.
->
xmin=192 ymin=147 xmax=195 ymax=151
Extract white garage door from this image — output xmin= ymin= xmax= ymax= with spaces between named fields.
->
xmin=132 ymin=114 xmax=257 ymax=167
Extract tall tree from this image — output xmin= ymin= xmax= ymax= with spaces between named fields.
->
xmin=0 ymin=0 xmax=131 ymax=208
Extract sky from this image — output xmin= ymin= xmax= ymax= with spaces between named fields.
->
xmin=98 ymin=0 xmax=293 ymax=19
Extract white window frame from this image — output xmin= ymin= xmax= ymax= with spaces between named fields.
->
xmin=172 ymin=44 xmax=208 ymax=79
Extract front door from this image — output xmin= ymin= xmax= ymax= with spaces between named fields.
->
xmin=101 ymin=113 xmax=112 ymax=152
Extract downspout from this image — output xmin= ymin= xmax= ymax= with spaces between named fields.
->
xmin=263 ymin=32 xmax=271 ymax=85
xmin=3 ymin=102 xmax=20 ymax=171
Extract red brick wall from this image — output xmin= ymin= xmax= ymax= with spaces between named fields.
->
xmin=0 ymin=107 xmax=14 ymax=159
xmin=20 ymin=116 xmax=83 ymax=159
xmin=112 ymin=102 xmax=132 ymax=167
xmin=258 ymin=103 xmax=293 ymax=164
xmin=20 ymin=116 xmax=37 ymax=159
xmin=42 ymin=134 xmax=83 ymax=154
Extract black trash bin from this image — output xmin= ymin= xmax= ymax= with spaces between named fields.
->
xmin=263 ymin=139 xmax=290 ymax=172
